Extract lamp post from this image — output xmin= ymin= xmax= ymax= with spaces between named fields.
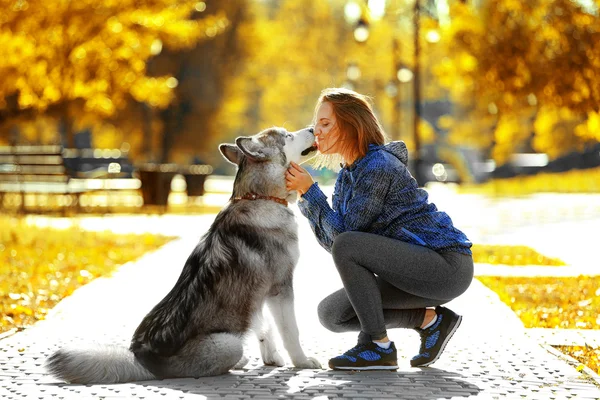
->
xmin=348 ymin=0 xmax=425 ymax=186
xmin=386 ymin=38 xmax=402 ymax=141
xmin=386 ymin=39 xmax=414 ymax=142
xmin=411 ymin=0 xmax=425 ymax=187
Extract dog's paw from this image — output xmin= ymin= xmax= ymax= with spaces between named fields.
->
xmin=262 ymin=351 xmax=285 ymax=367
xmin=293 ymin=357 xmax=322 ymax=369
xmin=233 ymin=355 xmax=249 ymax=370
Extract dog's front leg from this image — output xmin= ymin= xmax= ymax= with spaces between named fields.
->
xmin=252 ymin=305 xmax=285 ymax=367
xmin=266 ymin=286 xmax=321 ymax=369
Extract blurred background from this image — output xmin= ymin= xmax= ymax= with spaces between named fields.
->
xmin=2 ymin=0 xmax=600 ymax=377
xmin=1 ymin=0 xmax=600 ymax=211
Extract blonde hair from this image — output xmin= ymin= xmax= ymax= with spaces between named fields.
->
xmin=311 ymin=87 xmax=387 ymax=170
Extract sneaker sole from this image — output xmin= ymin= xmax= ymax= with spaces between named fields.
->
xmin=414 ymin=314 xmax=462 ymax=368
xmin=330 ymin=365 xmax=398 ymax=371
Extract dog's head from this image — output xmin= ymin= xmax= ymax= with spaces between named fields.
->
xmin=219 ymin=127 xmax=317 ymax=167
xmin=219 ymin=127 xmax=317 ymax=202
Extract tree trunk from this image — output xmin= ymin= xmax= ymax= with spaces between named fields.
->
xmin=60 ymin=108 xmax=74 ymax=148
xmin=159 ymin=105 xmax=177 ymax=163
xmin=141 ymin=103 xmax=154 ymax=161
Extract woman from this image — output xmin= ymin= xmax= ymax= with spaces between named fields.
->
xmin=285 ymin=87 xmax=473 ymax=370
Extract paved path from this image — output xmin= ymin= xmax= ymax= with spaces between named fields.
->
xmin=2 ymin=188 xmax=600 ymax=399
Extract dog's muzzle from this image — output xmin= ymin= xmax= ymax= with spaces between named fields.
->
xmin=301 ymin=145 xmax=318 ymax=156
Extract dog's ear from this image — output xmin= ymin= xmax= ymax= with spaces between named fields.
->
xmin=235 ymin=137 xmax=268 ymax=161
xmin=219 ymin=144 xmax=241 ymax=165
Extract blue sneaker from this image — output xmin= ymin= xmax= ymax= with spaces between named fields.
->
xmin=411 ymin=306 xmax=462 ymax=367
xmin=329 ymin=341 xmax=398 ymax=370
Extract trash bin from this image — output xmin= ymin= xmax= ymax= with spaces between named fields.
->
xmin=137 ymin=163 xmax=178 ymax=206
xmin=181 ymin=164 xmax=213 ymax=197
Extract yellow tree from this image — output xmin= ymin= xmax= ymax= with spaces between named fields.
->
xmin=146 ymin=1 xmax=250 ymax=164
xmin=0 ymin=0 xmax=228 ymax=147
xmin=214 ymin=0 xmax=433 ymax=154
xmin=214 ymin=0 xmax=347 ymax=143
xmin=433 ymin=0 xmax=600 ymax=163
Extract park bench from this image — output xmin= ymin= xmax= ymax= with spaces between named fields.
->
xmin=0 ymin=145 xmax=139 ymax=212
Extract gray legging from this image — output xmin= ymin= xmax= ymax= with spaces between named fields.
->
xmin=318 ymin=231 xmax=474 ymax=344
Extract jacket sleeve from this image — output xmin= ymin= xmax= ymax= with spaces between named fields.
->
xmin=297 ymin=166 xmax=392 ymax=252
xmin=297 ymin=182 xmax=339 ymax=252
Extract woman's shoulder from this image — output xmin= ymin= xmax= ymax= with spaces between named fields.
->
xmin=357 ymin=145 xmax=406 ymax=174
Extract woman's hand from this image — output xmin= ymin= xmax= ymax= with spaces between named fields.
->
xmin=285 ymin=162 xmax=314 ymax=195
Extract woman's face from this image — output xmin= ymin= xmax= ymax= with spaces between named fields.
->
xmin=314 ymin=101 xmax=343 ymax=155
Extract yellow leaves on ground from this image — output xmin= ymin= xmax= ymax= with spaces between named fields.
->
xmin=479 ymin=274 xmax=600 ymax=375
xmin=555 ymin=345 xmax=600 ymax=375
xmin=476 ymin=276 xmax=600 ymax=330
xmin=460 ymin=167 xmax=600 ymax=196
xmin=472 ymin=245 xmax=565 ymax=266
xmin=0 ymin=216 xmax=174 ymax=334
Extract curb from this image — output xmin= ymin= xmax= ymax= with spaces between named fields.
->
xmin=542 ymin=344 xmax=600 ymax=388
xmin=0 ymin=327 xmax=20 ymax=341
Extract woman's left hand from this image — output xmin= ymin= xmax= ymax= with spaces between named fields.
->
xmin=285 ymin=162 xmax=314 ymax=195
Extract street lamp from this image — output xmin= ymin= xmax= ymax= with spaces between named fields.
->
xmin=353 ymin=18 xmax=370 ymax=43
xmin=345 ymin=1 xmax=370 ymax=42
xmin=386 ymin=38 xmax=412 ymax=142
xmin=346 ymin=62 xmax=362 ymax=82
xmin=343 ymin=62 xmax=361 ymax=91
xmin=348 ymin=0 xmax=426 ymax=186
xmin=344 ymin=1 xmax=362 ymax=24
xmin=397 ymin=67 xmax=413 ymax=83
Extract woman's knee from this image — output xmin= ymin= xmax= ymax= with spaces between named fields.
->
xmin=331 ymin=231 xmax=362 ymax=265
xmin=317 ymin=296 xmax=349 ymax=333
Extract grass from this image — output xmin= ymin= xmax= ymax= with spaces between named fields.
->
xmin=555 ymin=345 xmax=600 ymax=376
xmin=478 ymin=275 xmax=600 ymax=375
xmin=476 ymin=276 xmax=600 ymax=329
xmin=472 ymin=244 xmax=566 ymax=266
xmin=459 ymin=167 xmax=600 ymax=196
xmin=0 ymin=216 xmax=175 ymax=334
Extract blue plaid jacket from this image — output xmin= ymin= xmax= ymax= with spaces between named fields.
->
xmin=298 ymin=141 xmax=472 ymax=255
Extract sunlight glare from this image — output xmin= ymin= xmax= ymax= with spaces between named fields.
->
xmin=344 ymin=1 xmax=362 ymax=24
xmin=368 ymin=0 xmax=386 ymax=21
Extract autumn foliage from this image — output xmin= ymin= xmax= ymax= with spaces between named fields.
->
xmin=1 ymin=0 xmax=600 ymax=168
xmin=434 ymin=0 xmax=600 ymax=163
xmin=479 ymin=275 xmax=600 ymax=374
xmin=0 ymin=217 xmax=174 ymax=333
xmin=0 ymin=0 xmax=228 ymax=156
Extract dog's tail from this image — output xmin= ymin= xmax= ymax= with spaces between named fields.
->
xmin=46 ymin=344 xmax=156 ymax=384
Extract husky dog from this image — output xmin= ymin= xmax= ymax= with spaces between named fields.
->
xmin=46 ymin=127 xmax=320 ymax=384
